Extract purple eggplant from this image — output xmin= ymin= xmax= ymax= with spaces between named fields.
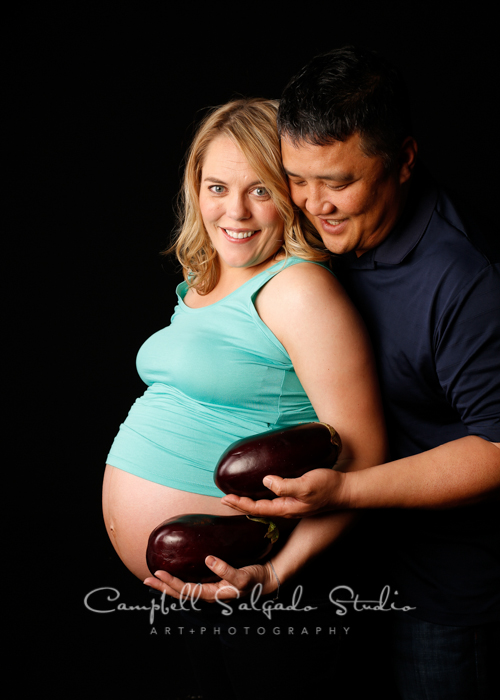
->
xmin=214 ymin=422 xmax=342 ymax=500
xmin=146 ymin=514 xmax=279 ymax=583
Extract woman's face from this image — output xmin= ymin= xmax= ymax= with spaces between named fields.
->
xmin=198 ymin=136 xmax=284 ymax=273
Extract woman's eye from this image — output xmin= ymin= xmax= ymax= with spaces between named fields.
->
xmin=252 ymin=187 xmax=269 ymax=197
xmin=209 ymin=185 xmax=225 ymax=194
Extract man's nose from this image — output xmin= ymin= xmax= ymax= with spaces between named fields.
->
xmin=304 ymin=189 xmax=336 ymax=217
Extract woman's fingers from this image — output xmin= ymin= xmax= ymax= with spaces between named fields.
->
xmin=143 ymin=557 xmax=274 ymax=603
xmin=205 ymin=556 xmax=252 ymax=592
xmin=144 ymin=561 xmax=240 ymax=603
xmin=205 ymin=555 xmax=234 ymax=580
xmin=205 ymin=559 xmax=274 ymax=599
xmin=143 ymin=571 xmax=189 ymax=599
xmin=204 ymin=557 xmax=244 ymax=598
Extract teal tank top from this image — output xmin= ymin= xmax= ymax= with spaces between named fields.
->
xmin=106 ymin=257 xmax=330 ymax=496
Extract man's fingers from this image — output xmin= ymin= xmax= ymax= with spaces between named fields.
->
xmin=221 ymin=493 xmax=255 ymax=512
xmin=221 ymin=493 xmax=277 ymax=515
xmin=262 ymin=475 xmax=285 ymax=495
xmin=221 ymin=475 xmax=289 ymax=510
xmin=220 ymin=473 xmax=325 ymax=518
xmin=221 ymin=494 xmax=289 ymax=517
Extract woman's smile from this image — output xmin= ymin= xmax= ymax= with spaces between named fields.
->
xmin=221 ymin=227 xmax=260 ymax=241
xmin=199 ymin=135 xmax=284 ymax=271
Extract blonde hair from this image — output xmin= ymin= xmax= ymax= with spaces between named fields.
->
xmin=170 ymin=98 xmax=329 ymax=294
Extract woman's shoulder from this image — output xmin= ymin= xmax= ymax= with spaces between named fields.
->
xmin=255 ymin=255 xmax=367 ymax=358
xmin=273 ymin=255 xmax=333 ymax=275
xmin=257 ymin=256 xmax=352 ymax=324
xmin=268 ymin=257 xmax=339 ymax=297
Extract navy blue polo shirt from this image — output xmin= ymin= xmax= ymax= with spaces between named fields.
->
xmin=336 ymin=169 xmax=500 ymax=625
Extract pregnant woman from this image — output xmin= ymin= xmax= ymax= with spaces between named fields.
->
xmin=102 ymin=98 xmax=387 ymax=699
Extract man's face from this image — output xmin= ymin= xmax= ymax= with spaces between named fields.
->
xmin=281 ymin=133 xmax=415 ymax=257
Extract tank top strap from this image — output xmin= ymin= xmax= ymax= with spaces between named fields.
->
xmin=175 ymin=257 xmax=333 ymax=309
xmin=239 ymin=256 xmax=331 ymax=299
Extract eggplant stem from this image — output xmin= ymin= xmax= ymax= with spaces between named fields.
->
xmin=246 ymin=516 xmax=280 ymax=543
xmin=317 ymin=421 xmax=342 ymax=456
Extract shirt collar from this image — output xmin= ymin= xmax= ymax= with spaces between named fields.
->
xmin=339 ymin=166 xmax=439 ymax=270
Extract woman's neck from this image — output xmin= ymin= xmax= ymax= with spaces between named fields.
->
xmin=184 ymin=253 xmax=285 ymax=309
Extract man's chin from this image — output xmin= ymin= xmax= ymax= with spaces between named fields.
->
xmin=317 ymin=237 xmax=354 ymax=257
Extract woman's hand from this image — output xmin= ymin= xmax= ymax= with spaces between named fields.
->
xmin=221 ymin=468 xmax=350 ymax=518
xmin=144 ymin=556 xmax=277 ymax=602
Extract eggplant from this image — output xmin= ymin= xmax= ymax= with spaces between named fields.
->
xmin=146 ymin=514 xmax=278 ymax=583
xmin=214 ymin=422 xmax=342 ymax=500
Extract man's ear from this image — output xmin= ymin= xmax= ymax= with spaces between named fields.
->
xmin=398 ymin=137 xmax=418 ymax=184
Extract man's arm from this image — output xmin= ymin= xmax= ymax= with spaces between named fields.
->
xmin=224 ymin=260 xmax=500 ymax=518
xmin=222 ymin=436 xmax=500 ymax=518
xmin=346 ymin=436 xmax=500 ymax=509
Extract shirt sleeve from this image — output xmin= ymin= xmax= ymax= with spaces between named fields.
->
xmin=434 ymin=261 xmax=500 ymax=441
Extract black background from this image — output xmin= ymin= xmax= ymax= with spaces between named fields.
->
xmin=9 ymin=4 xmax=498 ymax=697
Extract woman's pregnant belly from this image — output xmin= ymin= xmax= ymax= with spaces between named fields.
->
xmin=102 ymin=464 xmax=236 ymax=581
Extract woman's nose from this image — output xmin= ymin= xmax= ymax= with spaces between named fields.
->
xmin=226 ymin=193 xmax=251 ymax=220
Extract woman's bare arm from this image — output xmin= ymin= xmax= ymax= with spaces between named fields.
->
xmin=146 ymin=263 xmax=387 ymax=599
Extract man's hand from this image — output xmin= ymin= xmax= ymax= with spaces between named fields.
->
xmin=221 ymin=468 xmax=350 ymax=518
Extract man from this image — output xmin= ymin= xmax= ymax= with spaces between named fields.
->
xmin=222 ymin=46 xmax=500 ymax=698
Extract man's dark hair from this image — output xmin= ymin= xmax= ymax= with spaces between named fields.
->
xmin=278 ymin=45 xmax=413 ymax=168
